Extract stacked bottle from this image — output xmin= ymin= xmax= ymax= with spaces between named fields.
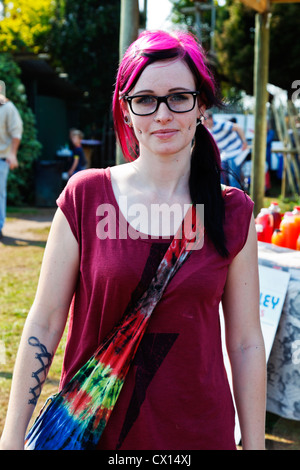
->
xmin=271 ymin=228 xmax=285 ymax=247
xmin=255 ymin=208 xmax=274 ymax=243
xmin=268 ymin=201 xmax=282 ymax=229
xmin=255 ymin=201 xmax=283 ymax=243
xmin=255 ymin=202 xmax=300 ymax=250
xmin=297 ymin=234 xmax=300 ymax=251
xmin=292 ymin=206 xmax=300 ymax=250
xmin=271 ymin=206 xmax=300 ymax=250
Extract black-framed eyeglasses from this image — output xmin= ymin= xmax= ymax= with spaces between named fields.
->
xmin=124 ymin=91 xmax=200 ymax=116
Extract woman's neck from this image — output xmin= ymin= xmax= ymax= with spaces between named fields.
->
xmin=131 ymin=150 xmax=191 ymax=202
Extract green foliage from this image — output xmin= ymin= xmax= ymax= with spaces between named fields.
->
xmin=0 ymin=0 xmax=120 ymax=204
xmin=172 ymin=0 xmax=300 ymax=97
xmin=0 ymin=55 xmax=42 ymax=205
xmin=215 ymin=2 xmax=300 ymax=96
xmin=0 ymin=0 xmax=55 ymax=54
xmin=269 ymin=4 xmax=300 ymax=96
xmin=171 ymin=0 xmax=214 ymax=50
xmin=46 ymin=0 xmax=120 ymax=135
xmin=215 ymin=2 xmax=255 ymax=95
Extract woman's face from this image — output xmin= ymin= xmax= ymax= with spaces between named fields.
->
xmin=124 ymin=59 xmax=201 ymax=158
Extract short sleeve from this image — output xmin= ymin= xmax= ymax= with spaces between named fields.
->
xmin=223 ymin=187 xmax=254 ymax=260
xmin=6 ymin=102 xmax=23 ymax=139
xmin=56 ymin=168 xmax=108 ymax=244
xmin=56 ymin=171 xmax=85 ymax=242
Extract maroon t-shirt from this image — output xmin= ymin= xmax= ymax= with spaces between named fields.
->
xmin=56 ymin=167 xmax=254 ymax=450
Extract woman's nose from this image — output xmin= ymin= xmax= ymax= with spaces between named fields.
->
xmin=154 ymin=102 xmax=173 ymax=123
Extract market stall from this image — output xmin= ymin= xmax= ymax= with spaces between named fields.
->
xmin=258 ymin=242 xmax=300 ymax=420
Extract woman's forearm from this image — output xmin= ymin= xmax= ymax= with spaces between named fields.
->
xmin=229 ymin=341 xmax=266 ymax=450
xmin=1 ymin=209 xmax=79 ymax=450
xmin=0 ymin=316 xmax=64 ymax=449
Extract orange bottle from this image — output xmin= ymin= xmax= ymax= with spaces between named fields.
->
xmin=271 ymin=229 xmax=286 ymax=247
xmin=292 ymin=206 xmax=300 ymax=246
xmin=279 ymin=212 xmax=296 ymax=249
xmin=297 ymin=234 xmax=300 ymax=250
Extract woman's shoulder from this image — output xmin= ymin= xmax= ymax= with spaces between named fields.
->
xmin=57 ymin=167 xmax=112 ymax=210
xmin=222 ymin=185 xmax=254 ymax=213
xmin=67 ymin=167 xmax=110 ymax=187
xmin=221 ymin=185 xmax=254 ymax=258
xmin=56 ymin=167 xmax=113 ymax=239
xmin=69 ymin=167 xmax=110 ymax=184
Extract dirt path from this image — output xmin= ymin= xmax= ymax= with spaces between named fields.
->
xmin=1 ymin=208 xmax=56 ymax=244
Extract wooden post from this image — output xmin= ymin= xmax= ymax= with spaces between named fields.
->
xmin=250 ymin=12 xmax=271 ymax=216
xmin=116 ymin=0 xmax=139 ymax=165
xmin=119 ymin=0 xmax=139 ymax=57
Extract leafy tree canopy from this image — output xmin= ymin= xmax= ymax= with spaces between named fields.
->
xmin=0 ymin=0 xmax=120 ymax=135
xmin=172 ymin=0 xmax=300 ymax=98
xmin=46 ymin=0 xmax=120 ymax=136
xmin=0 ymin=0 xmax=120 ymax=204
xmin=0 ymin=0 xmax=55 ymax=53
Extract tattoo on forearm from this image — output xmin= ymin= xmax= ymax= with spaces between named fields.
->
xmin=27 ymin=336 xmax=53 ymax=405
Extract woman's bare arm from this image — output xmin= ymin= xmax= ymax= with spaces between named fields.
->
xmin=222 ymin=215 xmax=266 ymax=450
xmin=0 ymin=208 xmax=79 ymax=449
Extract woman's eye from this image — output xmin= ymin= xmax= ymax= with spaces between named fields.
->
xmin=135 ymin=95 xmax=155 ymax=105
xmin=170 ymin=93 xmax=189 ymax=102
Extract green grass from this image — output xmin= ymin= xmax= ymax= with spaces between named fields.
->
xmin=264 ymin=195 xmax=300 ymax=214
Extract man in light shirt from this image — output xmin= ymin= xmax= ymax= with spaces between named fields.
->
xmin=204 ymin=111 xmax=249 ymax=188
xmin=0 ymin=92 xmax=23 ymax=240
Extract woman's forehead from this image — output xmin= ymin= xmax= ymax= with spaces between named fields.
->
xmin=132 ymin=59 xmax=196 ymax=93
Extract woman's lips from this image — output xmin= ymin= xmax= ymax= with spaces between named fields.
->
xmin=151 ymin=129 xmax=178 ymax=139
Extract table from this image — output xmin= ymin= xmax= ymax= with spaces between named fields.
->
xmin=81 ymin=140 xmax=101 ymax=168
xmin=258 ymin=242 xmax=300 ymax=421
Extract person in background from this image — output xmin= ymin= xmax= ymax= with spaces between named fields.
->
xmin=204 ymin=111 xmax=248 ymax=188
xmin=0 ymin=92 xmax=23 ymax=240
xmin=68 ymin=129 xmax=87 ymax=177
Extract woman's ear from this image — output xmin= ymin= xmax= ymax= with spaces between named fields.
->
xmin=120 ymin=100 xmax=132 ymax=126
xmin=124 ymin=115 xmax=132 ymax=126
xmin=198 ymin=103 xmax=206 ymax=120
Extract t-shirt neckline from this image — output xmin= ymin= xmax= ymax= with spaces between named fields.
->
xmin=105 ymin=166 xmax=175 ymax=244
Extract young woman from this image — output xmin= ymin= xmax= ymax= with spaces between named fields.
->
xmin=0 ymin=30 xmax=266 ymax=450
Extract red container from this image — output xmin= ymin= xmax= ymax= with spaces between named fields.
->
xmin=255 ymin=208 xmax=274 ymax=243
xmin=268 ymin=201 xmax=282 ymax=230
xmin=296 ymin=234 xmax=300 ymax=251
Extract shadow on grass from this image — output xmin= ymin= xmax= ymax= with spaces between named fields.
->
xmin=0 ymin=372 xmax=12 ymax=380
xmin=0 ymin=235 xmax=46 ymax=248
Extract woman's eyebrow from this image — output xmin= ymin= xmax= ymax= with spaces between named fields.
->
xmin=131 ymin=89 xmax=153 ymax=95
xmin=168 ymin=87 xmax=191 ymax=92
xmin=132 ymin=87 xmax=191 ymax=95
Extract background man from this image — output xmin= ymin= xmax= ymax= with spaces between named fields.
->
xmin=204 ymin=111 xmax=249 ymax=188
xmin=0 ymin=91 xmax=23 ymax=240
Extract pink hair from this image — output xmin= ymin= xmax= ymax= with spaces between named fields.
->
xmin=113 ymin=30 xmax=218 ymax=161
